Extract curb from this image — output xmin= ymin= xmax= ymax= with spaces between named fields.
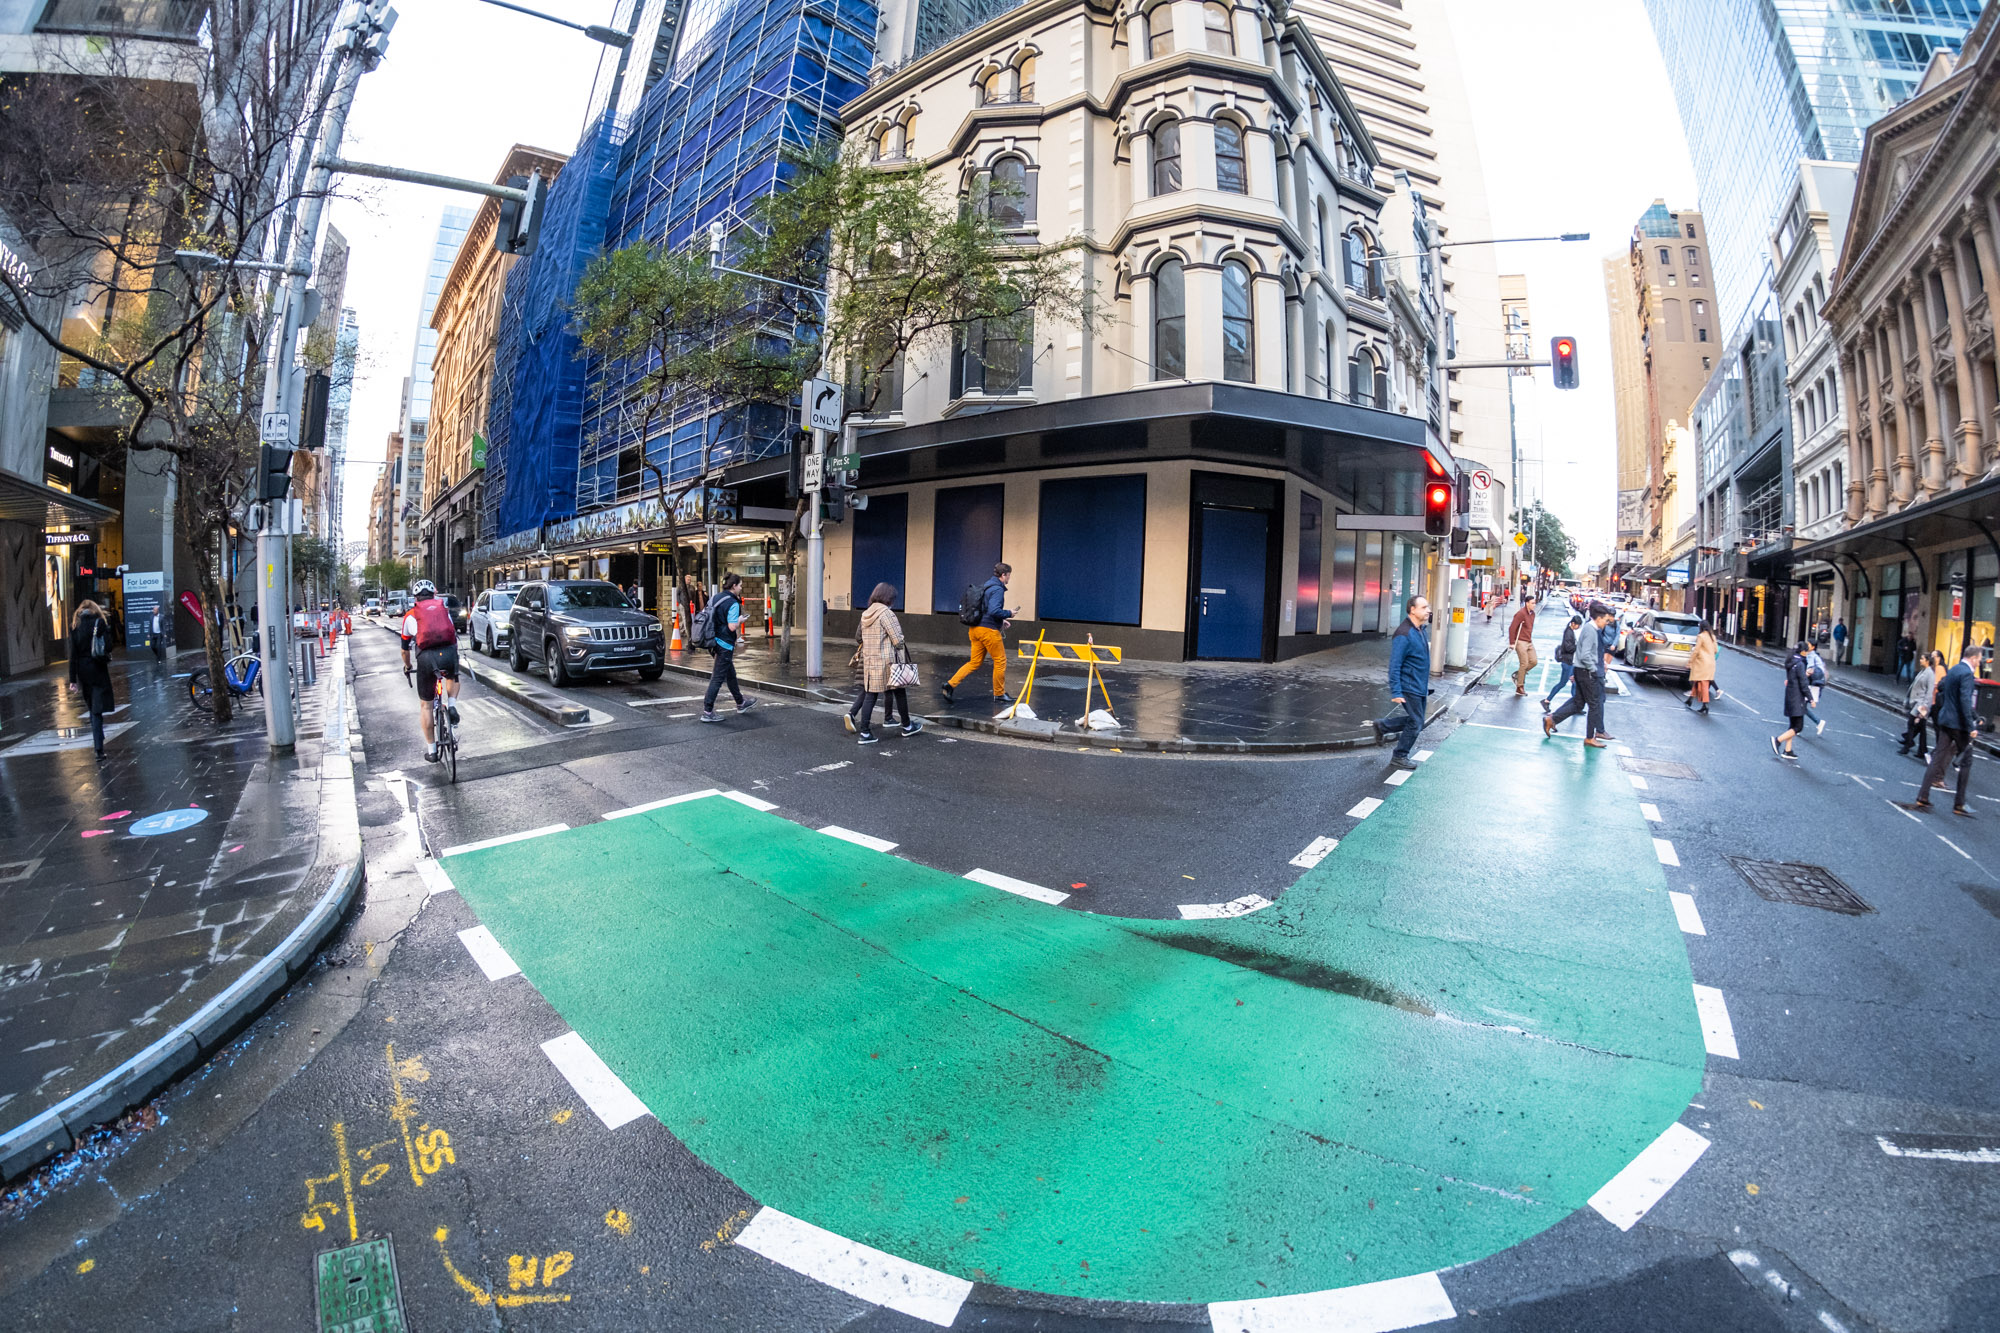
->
xmin=0 ymin=858 xmax=364 ymax=1181
xmin=657 ymin=655 xmax=842 ymax=703
xmin=462 ymin=659 xmax=591 ymax=725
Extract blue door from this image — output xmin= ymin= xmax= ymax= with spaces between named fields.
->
xmin=1196 ymin=506 xmax=1268 ymax=659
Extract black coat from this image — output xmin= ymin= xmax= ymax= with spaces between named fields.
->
xmin=68 ymin=614 xmax=116 ymax=712
xmin=1935 ymin=660 xmax=1980 ymax=732
xmin=1782 ymin=653 xmax=1812 ymax=718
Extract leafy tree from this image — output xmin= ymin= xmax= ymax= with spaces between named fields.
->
xmin=362 ymin=559 xmax=414 ymax=593
xmin=1513 ymin=502 xmax=1578 ymax=580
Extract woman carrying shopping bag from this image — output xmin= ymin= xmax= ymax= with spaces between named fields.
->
xmin=847 ymin=583 xmax=924 ymax=744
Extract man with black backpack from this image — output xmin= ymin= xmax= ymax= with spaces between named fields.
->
xmin=698 ymin=573 xmax=759 ymax=722
xmin=942 ymin=562 xmax=1015 ymax=705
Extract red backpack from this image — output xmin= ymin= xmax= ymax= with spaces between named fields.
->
xmin=410 ymin=597 xmax=456 ymax=650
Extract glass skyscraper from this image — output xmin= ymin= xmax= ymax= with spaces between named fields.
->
xmin=1643 ymin=0 xmax=1983 ymax=329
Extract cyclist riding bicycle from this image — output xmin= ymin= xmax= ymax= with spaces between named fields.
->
xmin=399 ymin=580 xmax=461 ymax=762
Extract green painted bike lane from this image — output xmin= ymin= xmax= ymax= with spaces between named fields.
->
xmin=443 ymin=677 xmax=1704 ymax=1304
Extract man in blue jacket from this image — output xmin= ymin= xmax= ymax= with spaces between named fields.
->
xmin=1373 ymin=595 xmax=1432 ymax=769
xmin=943 ymin=563 xmax=1015 ymax=704
xmin=1909 ymin=644 xmax=1987 ymax=814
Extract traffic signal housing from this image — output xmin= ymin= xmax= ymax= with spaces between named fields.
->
xmin=258 ymin=442 xmax=293 ymax=502
xmin=1551 ymin=336 xmax=1579 ymax=390
xmin=494 ymin=171 xmax=548 ymax=257
xmin=1424 ymin=477 xmax=1453 ymax=537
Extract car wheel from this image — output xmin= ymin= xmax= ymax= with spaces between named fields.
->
xmin=638 ymin=666 xmax=663 ymax=681
xmin=510 ymin=635 xmax=527 ymax=672
xmin=548 ymin=640 xmax=571 ymax=687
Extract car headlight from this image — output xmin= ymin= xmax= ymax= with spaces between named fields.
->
xmin=563 ymin=625 xmax=592 ymax=639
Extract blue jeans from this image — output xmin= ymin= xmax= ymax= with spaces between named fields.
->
xmin=1380 ymin=696 xmax=1427 ymax=759
xmin=1543 ymin=662 xmax=1575 ymax=702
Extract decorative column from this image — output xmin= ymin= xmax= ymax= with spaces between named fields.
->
xmin=1966 ymin=203 xmax=2000 ymax=468
xmin=1936 ymin=236 xmax=1985 ymax=482
xmin=1906 ymin=274 xmax=1947 ymax=496
xmin=1839 ymin=345 xmax=1868 ymax=523
xmin=1887 ymin=304 xmax=1921 ymax=504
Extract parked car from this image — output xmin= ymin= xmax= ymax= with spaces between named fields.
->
xmin=468 ymin=583 xmax=525 ymax=656
xmin=507 ymin=579 xmax=666 ymax=685
xmin=1623 ymin=610 xmax=1703 ymax=678
xmin=1610 ymin=606 xmax=1647 ymax=655
xmin=384 ymin=591 xmax=410 ymax=618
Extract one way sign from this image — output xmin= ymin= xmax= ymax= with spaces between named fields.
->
xmin=802 ymin=379 xmax=843 ymax=433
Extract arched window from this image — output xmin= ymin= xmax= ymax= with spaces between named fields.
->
xmin=1152 ymin=117 xmax=1182 ymax=195
xmin=1204 ymin=1 xmax=1234 ymax=54
xmin=1314 ymin=202 xmax=1328 ymax=270
xmin=1015 ymin=54 xmax=1035 ymax=100
xmin=1147 ymin=3 xmax=1173 ymax=59
xmin=1373 ymin=355 xmax=1389 ymax=409
xmin=1222 ymin=259 xmax=1253 ymax=382
xmin=1658 ymin=247 xmax=1671 ymax=265
xmin=978 ymin=67 xmax=1003 ymax=104
xmin=1154 ymin=258 xmax=1186 ymax=379
xmin=875 ymin=120 xmax=904 ymax=160
xmin=1214 ymin=119 xmax=1246 ymax=194
xmin=1684 ymin=246 xmax=1699 ymax=267
xmin=1343 ymin=228 xmax=1377 ymax=297
xmin=987 ymin=156 xmax=1028 ymax=227
xmin=1348 ymin=349 xmax=1370 ymax=405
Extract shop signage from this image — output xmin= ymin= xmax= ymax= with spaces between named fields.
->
xmin=46 ymin=446 xmax=73 ymax=468
xmin=1665 ymin=561 xmax=1690 ymax=587
xmin=472 ymin=433 xmax=488 ymax=469
xmin=44 ymin=531 xmax=91 ymax=545
xmin=124 ymin=571 xmax=165 ymax=648
xmin=544 ymin=489 xmax=740 ymax=549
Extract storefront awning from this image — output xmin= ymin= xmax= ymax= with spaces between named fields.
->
xmin=1791 ymin=475 xmax=2000 ymax=568
xmin=0 ymin=470 xmax=117 ymax=529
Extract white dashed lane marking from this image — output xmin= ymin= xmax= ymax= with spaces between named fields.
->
xmin=1629 ymin=774 xmax=1650 ymax=790
xmin=964 ymin=868 xmax=1069 ymax=904
xmin=723 ymin=790 xmax=779 ymax=811
xmin=440 ymin=823 xmax=569 ymax=857
xmin=1653 ymin=838 xmax=1680 ymax=867
xmin=1587 ymin=1121 xmax=1711 ymax=1230
xmin=604 ymin=789 xmax=723 ymax=818
xmin=819 ymin=825 xmax=898 ymax=853
xmin=540 ymin=1031 xmax=651 ymax=1130
xmin=415 ymin=858 xmax=455 ymax=897
xmin=1639 ymin=803 xmax=1663 ymax=823
xmin=1412 ymin=750 xmax=1433 ymax=762
xmin=456 ymin=926 xmax=521 ymax=981
xmin=1179 ymin=895 xmax=1274 ymax=920
xmin=735 ymin=1207 xmax=973 ymax=1327
xmin=1383 ymin=769 xmax=1413 ymax=787
xmin=1207 ymin=1270 xmax=1456 ymax=1333
xmin=1346 ymin=797 xmax=1384 ymax=819
xmin=1289 ymin=836 xmax=1339 ymax=870
xmin=1692 ymin=984 xmax=1739 ymax=1059
xmin=1875 ymin=1134 xmax=2000 ymax=1163
xmin=1668 ymin=891 xmax=1706 ymax=936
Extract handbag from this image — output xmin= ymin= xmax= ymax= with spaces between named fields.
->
xmin=888 ymin=642 xmax=919 ymax=688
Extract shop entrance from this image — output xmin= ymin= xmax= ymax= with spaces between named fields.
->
xmin=1188 ymin=473 xmax=1279 ymax=661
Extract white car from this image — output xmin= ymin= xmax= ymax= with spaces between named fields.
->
xmin=468 ymin=584 xmax=525 ymax=655
xmin=363 ymin=596 xmax=381 ymax=616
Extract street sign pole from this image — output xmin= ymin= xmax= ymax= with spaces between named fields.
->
xmin=805 ymin=426 xmax=825 ymax=682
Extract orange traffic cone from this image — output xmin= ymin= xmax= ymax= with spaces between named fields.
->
xmin=669 ymin=608 xmax=683 ymax=651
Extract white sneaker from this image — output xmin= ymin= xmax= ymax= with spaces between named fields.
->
xmin=1816 ymin=719 xmax=1827 ymax=735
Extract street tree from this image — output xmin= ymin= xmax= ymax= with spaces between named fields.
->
xmin=0 ymin=0 xmax=345 ymax=722
xmin=1514 ymin=501 xmax=1579 ymax=580
xmin=362 ymin=559 xmax=414 ymax=594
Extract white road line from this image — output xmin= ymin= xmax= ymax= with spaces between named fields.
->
xmin=820 ymin=825 xmax=898 ymax=852
xmin=1875 ymin=1134 xmax=2000 ymax=1163
xmin=415 ymin=858 xmax=455 ymax=897
xmin=1412 ymin=749 xmax=1433 ymax=762
xmin=1347 ymin=797 xmax=1384 ymax=819
xmin=1179 ymin=894 xmax=1275 ymax=920
xmin=539 ymin=1031 xmax=651 ymax=1130
xmin=1383 ymin=769 xmax=1413 ymax=787
xmin=964 ymin=868 xmax=1069 ymax=904
xmin=1939 ymin=835 xmax=1973 ymax=861
xmin=1587 ymin=1121 xmax=1711 ymax=1231
xmin=1290 ymin=836 xmax=1339 ymax=869
xmin=440 ymin=823 xmax=569 ymax=857
xmin=1615 ymin=745 xmax=1634 ymax=756
xmin=1207 ymin=1270 xmax=1456 ymax=1333
xmin=1629 ymin=774 xmax=1650 ymax=790
xmin=734 ymin=1206 xmax=973 ymax=1327
xmin=1692 ymin=984 xmax=1739 ymax=1059
xmin=1653 ymin=838 xmax=1680 ymax=867
xmin=1668 ymin=891 xmax=1706 ymax=936
xmin=805 ymin=761 xmax=853 ymax=774
xmin=456 ymin=926 xmax=521 ymax=981
xmin=724 ymin=790 xmax=780 ymax=811
xmin=625 ymin=695 xmax=703 ymax=706
xmin=603 ymin=789 xmax=723 ymax=819
xmin=1639 ymin=803 xmax=1663 ymax=823
xmin=1887 ymin=799 xmax=1923 ymax=823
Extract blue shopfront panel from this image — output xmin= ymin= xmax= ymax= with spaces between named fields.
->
xmin=1037 ymin=475 xmax=1145 ymax=626
xmin=1196 ymin=507 xmax=1269 ymax=659
xmin=932 ymin=484 xmax=1006 ymax=613
xmin=850 ymin=491 xmax=909 ymax=609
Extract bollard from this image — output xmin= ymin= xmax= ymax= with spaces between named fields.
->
xmin=298 ymin=639 xmax=317 ymax=688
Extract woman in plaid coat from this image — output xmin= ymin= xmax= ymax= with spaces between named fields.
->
xmin=847 ymin=582 xmax=923 ymax=743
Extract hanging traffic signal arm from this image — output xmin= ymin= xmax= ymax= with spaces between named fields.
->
xmin=316 ymin=158 xmax=547 ymax=255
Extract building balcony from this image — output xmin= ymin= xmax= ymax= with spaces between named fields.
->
xmin=36 ymin=0 xmax=208 ymax=39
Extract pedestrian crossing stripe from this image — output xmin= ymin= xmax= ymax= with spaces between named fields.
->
xmin=438 ymin=724 xmax=1704 ymax=1304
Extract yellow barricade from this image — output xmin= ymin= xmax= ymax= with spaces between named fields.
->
xmin=1007 ymin=630 xmax=1120 ymax=724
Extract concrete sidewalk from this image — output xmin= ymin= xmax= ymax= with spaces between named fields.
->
xmin=659 ymin=603 xmax=1523 ymax=752
xmin=0 ymin=637 xmax=363 ymax=1181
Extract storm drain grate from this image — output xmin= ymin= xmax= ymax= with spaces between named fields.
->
xmin=1620 ymin=757 xmax=1702 ymax=780
xmin=1726 ymin=856 xmax=1874 ymax=914
xmin=317 ymin=1236 xmax=405 ymax=1332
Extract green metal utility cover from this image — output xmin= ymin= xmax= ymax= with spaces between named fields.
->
xmin=316 ymin=1237 xmax=407 ymax=1333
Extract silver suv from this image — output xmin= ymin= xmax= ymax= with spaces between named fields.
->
xmin=469 ymin=583 xmax=525 ymax=656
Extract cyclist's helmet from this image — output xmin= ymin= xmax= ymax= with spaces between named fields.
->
xmin=411 ymin=579 xmax=438 ymax=600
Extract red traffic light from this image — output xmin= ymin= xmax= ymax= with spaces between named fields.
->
xmin=1428 ymin=484 xmax=1451 ymax=506
xmin=1550 ymin=335 xmax=1579 ymax=390
xmin=1556 ymin=339 xmax=1573 ymax=355
xmin=1424 ymin=481 xmax=1452 ymax=536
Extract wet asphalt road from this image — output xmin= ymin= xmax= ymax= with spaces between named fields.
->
xmin=0 ymin=610 xmax=1995 ymax=1331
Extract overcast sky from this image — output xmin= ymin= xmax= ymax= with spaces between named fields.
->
xmin=332 ymin=0 xmax=1698 ymax=566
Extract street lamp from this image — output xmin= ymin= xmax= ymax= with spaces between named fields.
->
xmin=468 ymin=0 xmax=631 ymax=46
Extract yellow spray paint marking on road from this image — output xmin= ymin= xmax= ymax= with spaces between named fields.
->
xmin=298 ymin=1122 xmax=359 ymax=1241
xmin=434 ymin=1227 xmax=575 ymax=1307
xmin=75 ymin=1259 xmax=94 ymax=1275
xmin=387 ymin=1043 xmax=430 ymax=1187
xmin=701 ymin=1208 xmax=751 ymax=1252
xmin=300 ymin=1049 xmax=458 ymax=1237
xmin=551 ymin=1107 xmax=574 ymax=1124
xmin=604 ymin=1208 xmax=632 ymax=1237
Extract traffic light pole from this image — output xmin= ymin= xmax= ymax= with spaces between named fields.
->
xmin=804 ymin=427 xmax=826 ymax=682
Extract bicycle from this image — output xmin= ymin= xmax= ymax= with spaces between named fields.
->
xmin=188 ymin=652 xmax=262 ymax=710
xmin=407 ymin=663 xmax=459 ymax=784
